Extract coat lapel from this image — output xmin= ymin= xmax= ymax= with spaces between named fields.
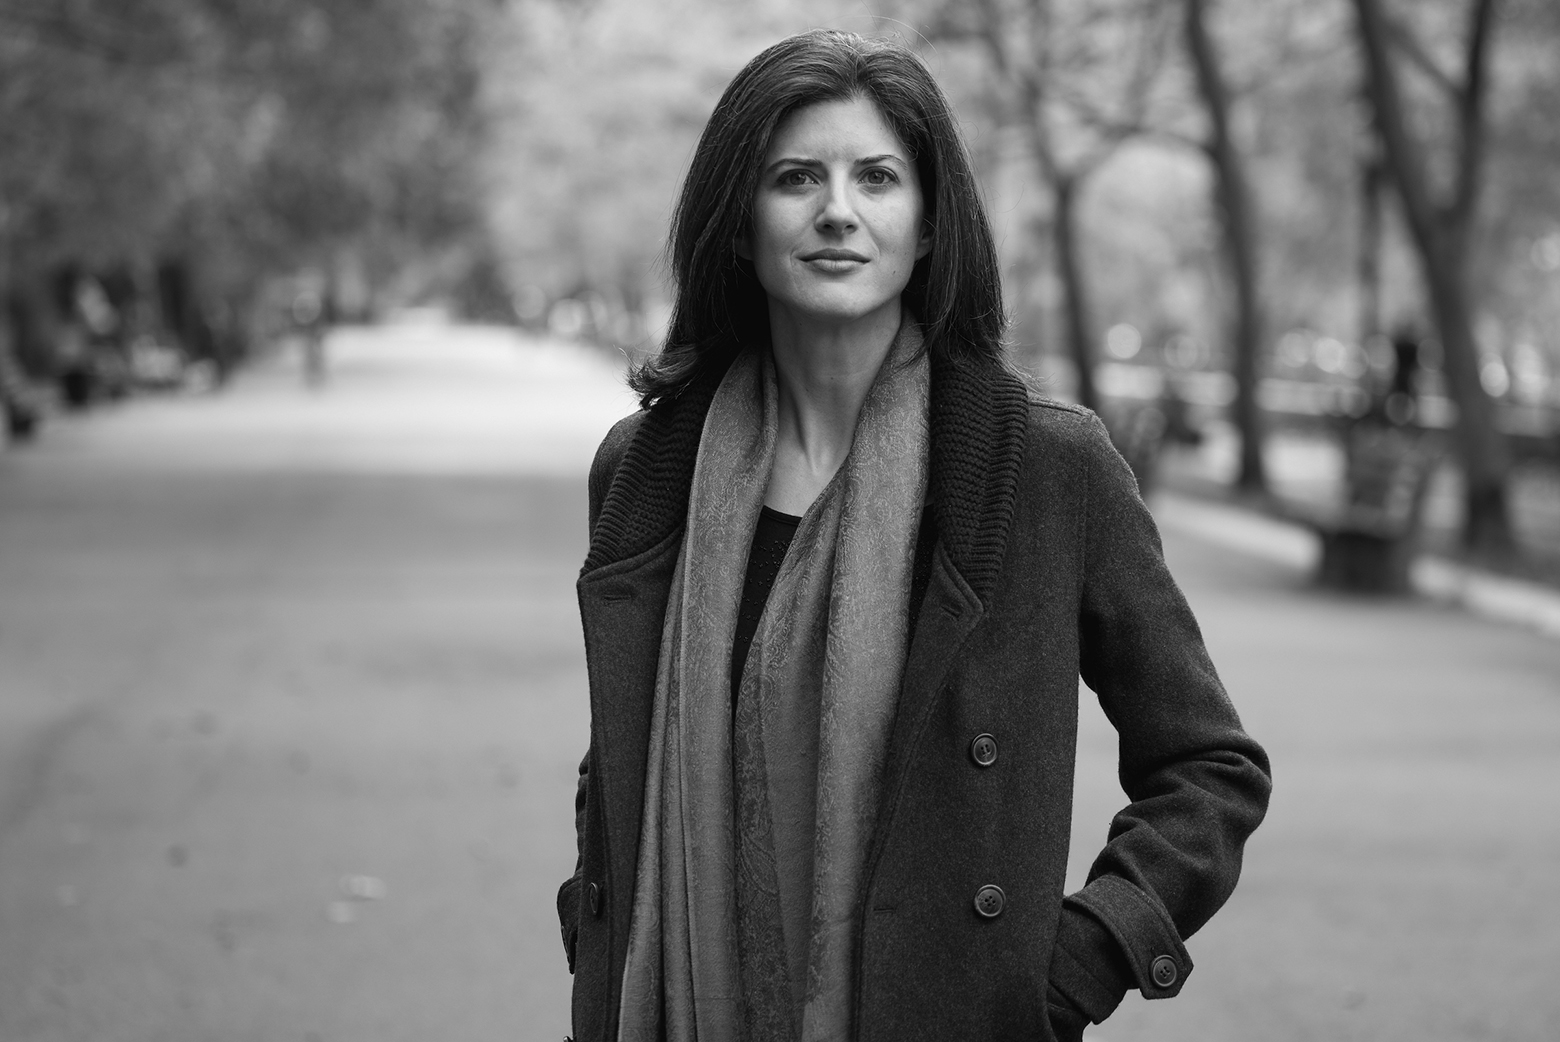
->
xmin=873 ymin=544 xmax=984 ymax=839
xmin=868 ymin=353 xmax=1031 ymax=858
xmin=582 ymin=364 xmax=726 ymax=574
xmin=925 ymin=350 xmax=1033 ymax=610
xmin=577 ymin=532 xmax=684 ymax=912
xmin=577 ymin=345 xmax=1033 ymax=911
xmin=577 ymin=365 xmax=727 ymax=935
xmin=582 ymin=347 xmax=1031 ymax=590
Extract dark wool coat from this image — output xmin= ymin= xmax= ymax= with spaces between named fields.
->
xmin=557 ymin=351 xmax=1271 ymax=1042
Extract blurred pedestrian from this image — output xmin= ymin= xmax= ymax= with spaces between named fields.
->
xmin=1 ymin=337 xmax=39 ymax=441
xmin=558 ymin=29 xmax=1270 ymax=1042
xmin=292 ymin=283 xmax=329 ymax=386
xmin=1385 ymin=327 xmax=1422 ymax=427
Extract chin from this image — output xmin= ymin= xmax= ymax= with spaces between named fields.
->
xmin=780 ymin=291 xmax=901 ymax=327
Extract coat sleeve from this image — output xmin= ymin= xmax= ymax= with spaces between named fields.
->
xmin=1048 ymin=414 xmax=1272 ymax=1023
xmin=558 ymin=411 xmax=643 ymax=973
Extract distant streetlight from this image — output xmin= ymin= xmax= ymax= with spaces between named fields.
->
xmin=1105 ymin=323 xmax=1142 ymax=361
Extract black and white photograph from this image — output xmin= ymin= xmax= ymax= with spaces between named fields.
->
xmin=1 ymin=2 xmax=1557 ymax=1040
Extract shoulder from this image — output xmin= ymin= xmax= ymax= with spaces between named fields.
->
xmin=1022 ymin=393 xmax=1115 ymax=464
xmin=1017 ymin=393 xmax=1141 ymax=515
xmin=1018 ymin=396 xmax=1151 ymax=539
xmin=1024 ymin=391 xmax=1093 ymax=424
xmin=591 ymin=409 xmax=648 ymax=484
xmin=587 ymin=409 xmax=648 ymax=528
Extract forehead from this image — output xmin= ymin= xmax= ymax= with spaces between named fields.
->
xmin=764 ymin=95 xmax=910 ymax=162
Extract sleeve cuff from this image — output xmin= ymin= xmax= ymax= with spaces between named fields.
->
xmin=1048 ymin=900 xmax=1133 ymax=1023
xmin=1069 ymin=874 xmax=1193 ymax=1000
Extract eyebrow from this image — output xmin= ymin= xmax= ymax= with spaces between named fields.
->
xmin=763 ymin=153 xmax=910 ymax=175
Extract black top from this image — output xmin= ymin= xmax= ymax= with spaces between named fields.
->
xmin=728 ymin=504 xmax=940 ymax=705
xmin=730 ymin=506 xmax=802 ymax=701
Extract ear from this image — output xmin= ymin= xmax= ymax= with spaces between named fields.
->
xmin=915 ymin=219 xmax=934 ymax=260
xmin=734 ymin=232 xmax=752 ymax=261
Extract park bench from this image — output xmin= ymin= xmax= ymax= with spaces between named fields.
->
xmin=1113 ymin=403 xmax=1169 ymax=493
xmin=1111 ymin=390 xmax=1201 ymax=495
xmin=1 ymin=344 xmax=40 ymax=441
xmin=1309 ymin=419 xmax=1442 ymax=593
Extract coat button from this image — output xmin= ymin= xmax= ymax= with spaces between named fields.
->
xmin=1151 ymin=955 xmax=1177 ymax=988
xmin=973 ymin=884 xmax=1005 ymax=919
xmin=587 ymin=882 xmax=602 ymax=918
xmin=969 ymin=733 xmax=998 ymax=767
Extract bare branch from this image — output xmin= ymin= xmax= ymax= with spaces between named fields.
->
xmin=1120 ymin=0 xmax=1177 ymax=123
xmin=1380 ymin=9 xmax=1460 ymax=97
xmin=1044 ymin=77 xmax=1207 ymax=167
xmin=1039 ymin=0 xmax=1181 ymax=174
xmin=0 ymin=2 xmax=180 ymax=66
xmin=1450 ymin=0 xmax=1498 ymax=231
xmin=1222 ymin=4 xmax=1353 ymax=99
xmin=1225 ymin=33 xmax=1326 ymax=97
xmin=950 ymin=0 xmax=1196 ymax=181
xmin=968 ymin=0 xmax=1066 ymax=180
xmin=1184 ymin=0 xmax=1235 ymax=159
xmin=1352 ymin=0 xmax=1441 ymax=275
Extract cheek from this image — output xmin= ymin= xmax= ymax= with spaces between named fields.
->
xmin=883 ymin=203 xmax=927 ymax=263
xmin=753 ymin=196 xmax=805 ymax=244
xmin=748 ymin=207 xmax=800 ymax=295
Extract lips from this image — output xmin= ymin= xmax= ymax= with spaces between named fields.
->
xmin=800 ymin=248 xmax=869 ymax=263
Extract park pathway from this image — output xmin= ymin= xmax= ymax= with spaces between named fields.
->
xmin=0 ymin=323 xmax=1556 ymax=1042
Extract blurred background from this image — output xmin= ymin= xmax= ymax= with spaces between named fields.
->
xmin=1 ymin=1 xmax=1558 ymax=1040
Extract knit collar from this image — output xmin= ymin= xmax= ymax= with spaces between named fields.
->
xmin=582 ymin=345 xmax=1030 ymax=608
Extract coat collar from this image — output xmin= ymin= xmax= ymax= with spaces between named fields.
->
xmin=581 ymin=348 xmax=1031 ymax=609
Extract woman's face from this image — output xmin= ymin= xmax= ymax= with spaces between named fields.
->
xmin=744 ymin=95 xmax=930 ymax=332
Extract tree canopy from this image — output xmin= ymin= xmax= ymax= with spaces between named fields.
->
xmin=0 ymin=0 xmax=493 ymax=312
xmin=6 ymin=0 xmax=1558 ymax=551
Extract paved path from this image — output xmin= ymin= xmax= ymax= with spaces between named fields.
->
xmin=0 ymin=325 xmax=1556 ymax=1042
xmin=1080 ymin=507 xmax=1560 ymax=1042
xmin=0 ymin=326 xmax=635 ymax=1042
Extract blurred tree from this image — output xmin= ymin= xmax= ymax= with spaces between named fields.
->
xmin=1183 ymin=0 xmax=1265 ymax=491
xmin=1352 ymin=0 xmax=1512 ymax=556
xmin=1477 ymin=0 xmax=1560 ymax=414
xmin=201 ymin=0 xmax=491 ymax=303
xmin=0 ymin=0 xmax=496 ymax=377
xmin=1357 ymin=125 xmax=1386 ymax=345
xmin=478 ymin=0 xmax=1559 ymax=561
xmin=485 ymin=0 xmax=862 ymax=344
xmin=917 ymin=0 xmax=1178 ymax=414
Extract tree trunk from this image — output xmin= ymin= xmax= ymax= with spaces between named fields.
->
xmin=1425 ymin=232 xmax=1512 ymax=553
xmin=1358 ymin=144 xmax=1384 ymax=345
xmin=1185 ymin=0 xmax=1266 ymax=492
xmin=1352 ymin=0 xmax=1513 ymax=557
xmin=1053 ymin=173 xmax=1099 ymax=413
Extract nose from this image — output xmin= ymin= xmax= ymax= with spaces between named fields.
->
xmin=816 ymin=180 xmax=858 ymax=235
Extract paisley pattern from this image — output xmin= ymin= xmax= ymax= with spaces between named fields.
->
xmin=617 ymin=322 xmax=928 ymax=1042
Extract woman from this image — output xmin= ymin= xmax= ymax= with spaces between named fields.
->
xmin=558 ymin=29 xmax=1270 ymax=1042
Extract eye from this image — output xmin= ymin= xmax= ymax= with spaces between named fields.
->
xmin=778 ymin=169 xmax=817 ymax=187
xmin=862 ymin=168 xmax=898 ymax=186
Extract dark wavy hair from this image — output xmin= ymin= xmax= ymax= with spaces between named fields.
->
xmin=630 ymin=29 xmax=1007 ymax=406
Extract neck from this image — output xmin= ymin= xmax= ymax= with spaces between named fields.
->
xmin=763 ymin=300 xmax=904 ymax=513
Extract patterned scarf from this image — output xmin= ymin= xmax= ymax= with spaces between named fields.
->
xmin=617 ymin=322 xmax=928 ymax=1042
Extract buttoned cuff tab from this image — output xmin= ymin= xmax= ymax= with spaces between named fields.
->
xmin=1048 ymin=903 xmax=1132 ymax=1023
xmin=1070 ymin=875 xmax=1192 ymax=1000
